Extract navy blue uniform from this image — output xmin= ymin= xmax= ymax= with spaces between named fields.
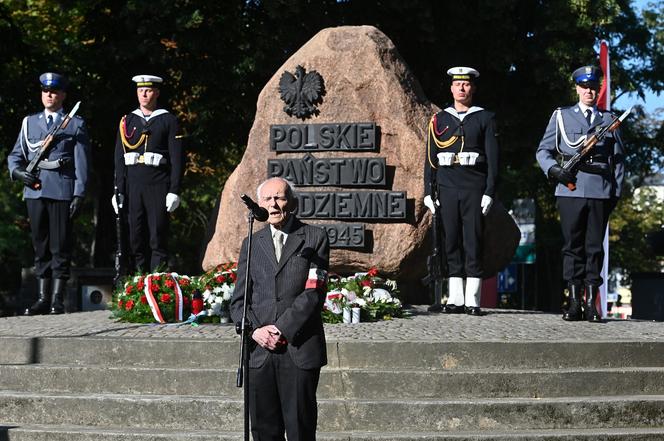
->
xmin=114 ymin=109 xmax=183 ymax=272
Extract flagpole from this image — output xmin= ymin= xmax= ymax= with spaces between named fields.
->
xmin=599 ymin=40 xmax=610 ymax=318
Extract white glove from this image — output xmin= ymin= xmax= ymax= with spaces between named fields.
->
xmin=481 ymin=195 xmax=493 ymax=216
xmin=423 ymin=195 xmax=439 ymax=214
xmin=166 ymin=193 xmax=180 ymax=213
xmin=111 ymin=193 xmax=124 ymax=215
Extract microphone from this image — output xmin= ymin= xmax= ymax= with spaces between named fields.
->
xmin=240 ymin=194 xmax=269 ymax=222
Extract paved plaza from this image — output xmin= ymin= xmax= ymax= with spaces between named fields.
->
xmin=1 ymin=307 xmax=663 ymax=342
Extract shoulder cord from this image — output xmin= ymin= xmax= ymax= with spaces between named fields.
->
xmin=119 ymin=116 xmax=148 ymax=153
xmin=21 ymin=117 xmax=44 ymax=155
xmin=555 ymin=109 xmax=586 ymax=155
xmin=427 ymin=115 xmax=464 ymax=169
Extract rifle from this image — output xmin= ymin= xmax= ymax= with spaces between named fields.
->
xmin=563 ymin=106 xmax=631 ymax=191
xmin=421 ymin=178 xmax=447 ymax=312
xmin=25 ymin=101 xmax=81 ymax=190
xmin=113 ymin=184 xmax=127 ymax=288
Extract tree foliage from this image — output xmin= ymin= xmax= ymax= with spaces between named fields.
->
xmin=0 ymin=0 xmax=661 ymax=308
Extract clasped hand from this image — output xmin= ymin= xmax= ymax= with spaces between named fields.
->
xmin=252 ymin=325 xmax=285 ymax=351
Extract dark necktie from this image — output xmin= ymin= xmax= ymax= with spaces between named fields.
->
xmin=47 ymin=114 xmax=53 ymax=130
xmin=585 ymin=109 xmax=592 ymax=126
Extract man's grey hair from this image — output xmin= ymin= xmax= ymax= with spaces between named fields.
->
xmin=256 ymin=177 xmax=296 ymax=201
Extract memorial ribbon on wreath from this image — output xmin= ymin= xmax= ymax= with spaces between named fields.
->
xmin=143 ymin=273 xmax=184 ymax=323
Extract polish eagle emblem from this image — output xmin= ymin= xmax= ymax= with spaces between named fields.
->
xmin=278 ymin=65 xmax=325 ymax=119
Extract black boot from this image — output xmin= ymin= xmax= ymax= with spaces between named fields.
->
xmin=585 ymin=284 xmax=602 ymax=323
xmin=25 ymin=278 xmax=51 ymax=316
xmin=562 ymin=284 xmax=583 ymax=321
xmin=50 ymin=279 xmax=67 ymax=314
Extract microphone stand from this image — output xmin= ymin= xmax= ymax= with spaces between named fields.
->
xmin=236 ymin=209 xmax=256 ymax=441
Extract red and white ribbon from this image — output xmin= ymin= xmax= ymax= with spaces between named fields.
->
xmin=143 ymin=273 xmax=184 ymax=324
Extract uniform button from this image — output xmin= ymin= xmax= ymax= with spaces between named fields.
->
xmin=276 ymin=297 xmax=281 ymax=302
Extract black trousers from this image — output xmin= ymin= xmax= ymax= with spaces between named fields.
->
xmin=25 ymin=198 xmax=72 ymax=280
xmin=439 ymin=186 xmax=483 ymax=278
xmin=557 ymin=197 xmax=616 ymax=286
xmin=127 ymin=181 xmax=169 ymax=272
xmin=249 ymin=350 xmax=320 ymax=441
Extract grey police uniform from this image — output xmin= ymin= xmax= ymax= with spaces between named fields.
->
xmin=536 ymin=104 xmax=624 ymax=287
xmin=7 ymin=109 xmax=90 ymax=279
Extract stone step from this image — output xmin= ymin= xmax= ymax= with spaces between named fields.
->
xmin=3 ymin=425 xmax=664 ymax=441
xmin=3 ymin=337 xmax=664 ymax=369
xmin=2 ymin=364 xmax=664 ymax=399
xmin=2 ymin=391 xmax=664 ymax=432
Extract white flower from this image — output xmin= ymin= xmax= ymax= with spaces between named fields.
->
xmin=354 ymin=298 xmax=367 ymax=307
xmin=341 ymin=288 xmax=357 ymax=303
xmin=371 ymin=288 xmax=392 ymax=302
xmin=214 ymin=296 xmax=224 ymax=304
xmin=210 ymin=302 xmax=222 ymax=316
xmin=222 ymin=284 xmax=233 ymax=301
xmin=213 ymin=286 xmax=223 ymax=294
xmin=202 ymin=289 xmax=211 ymax=301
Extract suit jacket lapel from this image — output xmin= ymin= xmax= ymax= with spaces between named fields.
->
xmin=256 ymin=227 xmax=278 ymax=269
xmin=276 ymin=219 xmax=305 ymax=274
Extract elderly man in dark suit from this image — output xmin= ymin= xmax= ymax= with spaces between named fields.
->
xmin=7 ymin=72 xmax=90 ymax=315
xmin=536 ymin=65 xmax=624 ymax=322
xmin=231 ymin=177 xmax=329 ymax=441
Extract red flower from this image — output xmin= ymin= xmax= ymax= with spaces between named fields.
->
xmin=230 ymin=272 xmax=237 ymax=282
xmin=179 ymin=278 xmax=190 ymax=287
xmin=150 ymin=281 xmax=160 ymax=293
xmin=118 ymin=299 xmax=124 ymax=308
xmin=140 ymin=295 xmax=148 ymax=305
xmin=125 ymin=285 xmax=133 ymax=294
xmin=160 ymin=293 xmax=172 ymax=303
xmin=183 ymin=296 xmax=190 ymax=306
xmin=137 ymin=279 xmax=145 ymax=290
xmin=216 ymin=275 xmax=226 ymax=284
xmin=361 ymin=280 xmax=372 ymax=287
xmin=367 ymin=267 xmax=379 ymax=277
xmin=165 ymin=278 xmax=175 ymax=289
xmin=125 ymin=299 xmax=135 ymax=311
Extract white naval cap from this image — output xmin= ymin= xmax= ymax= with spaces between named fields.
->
xmin=132 ymin=74 xmax=163 ymax=88
xmin=446 ymin=66 xmax=480 ymax=81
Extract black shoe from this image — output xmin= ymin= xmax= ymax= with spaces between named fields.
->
xmin=443 ymin=304 xmax=465 ymax=314
xmin=562 ymin=284 xmax=583 ymax=321
xmin=427 ymin=304 xmax=445 ymax=313
xmin=585 ymin=284 xmax=603 ymax=323
xmin=465 ymin=306 xmax=482 ymax=316
xmin=50 ymin=279 xmax=67 ymax=315
xmin=25 ymin=278 xmax=51 ymax=316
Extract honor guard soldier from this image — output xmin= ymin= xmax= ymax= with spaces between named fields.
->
xmin=7 ymin=72 xmax=90 ymax=315
xmin=423 ymin=66 xmax=499 ymax=316
xmin=536 ymin=65 xmax=624 ymax=322
xmin=112 ymin=75 xmax=184 ymax=272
